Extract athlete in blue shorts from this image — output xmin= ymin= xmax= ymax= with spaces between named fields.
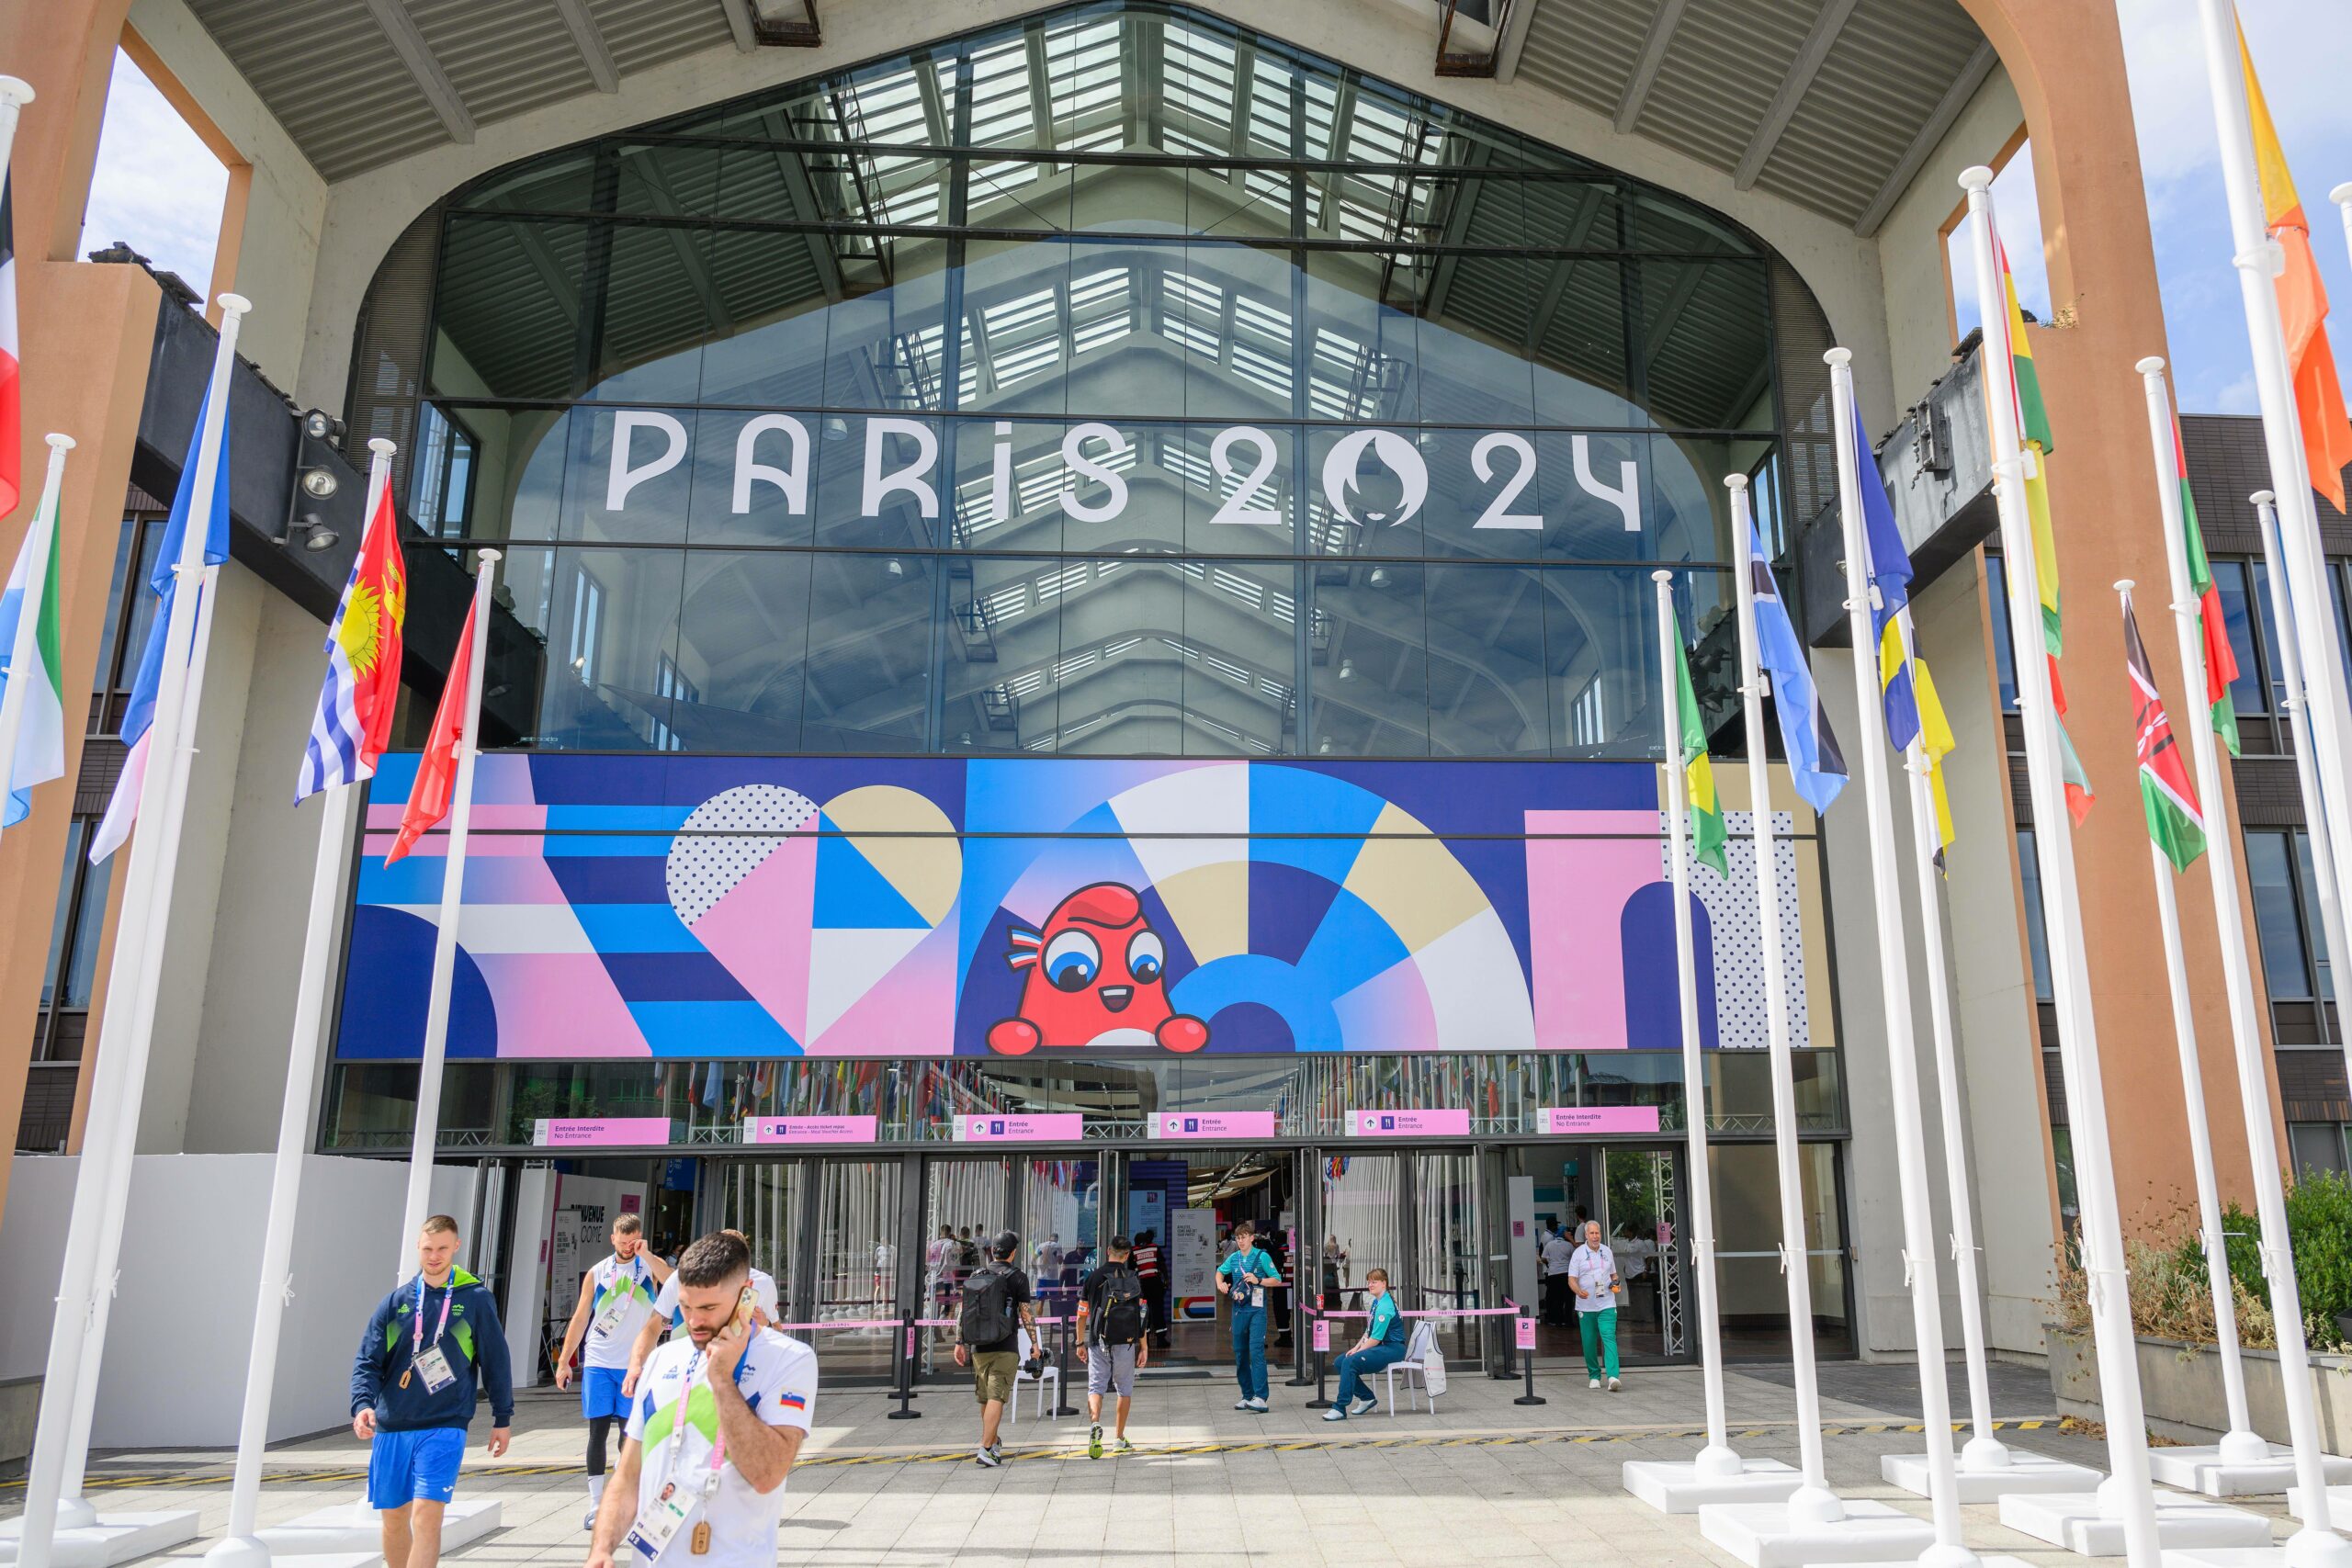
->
xmin=554 ymin=1213 xmax=671 ymax=1528
xmin=351 ymin=1216 xmax=512 ymax=1568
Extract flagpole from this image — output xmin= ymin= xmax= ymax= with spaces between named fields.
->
xmin=1649 ymin=569 xmax=1736 ymax=1480
xmin=0 ymin=434 xmax=72 ymax=824
xmin=1893 ymin=641 xmax=2006 ymax=1472
xmin=1823 ymin=350 xmax=1972 ymax=1566
xmin=202 ymin=439 xmax=396 ymax=1568
xmin=2251 ymin=490 xmax=2352 ymax=1100
xmin=395 ymin=547 xmax=499 ymax=1275
xmin=2140 ymin=367 xmax=2350 ymax=1561
xmin=2195 ymin=0 xmax=2352 ymax=1005
xmin=1957 ymin=170 xmax=2165 ymax=1568
xmin=15 ymin=296 xmax=249 ymax=1568
xmin=1724 ymin=479 xmax=1838 ymax=1521
xmin=0 ymin=78 xmax=33 ymax=226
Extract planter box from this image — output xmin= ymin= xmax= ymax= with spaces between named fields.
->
xmin=2046 ymin=1325 xmax=2352 ymax=1455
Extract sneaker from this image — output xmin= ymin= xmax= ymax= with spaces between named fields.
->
xmin=976 ymin=1446 xmax=1002 ymax=1468
xmin=1349 ymin=1395 xmax=1377 ymax=1416
xmin=1234 ymin=1398 xmax=1254 ymax=1410
xmin=1114 ymin=1437 xmax=1134 ymax=1455
xmin=1246 ymin=1397 xmax=1269 ymax=1412
xmin=1589 ymin=1378 xmax=1602 ymax=1390
xmin=1322 ymin=1406 xmax=1349 ymax=1422
xmin=1608 ymin=1376 xmax=1621 ymax=1393
xmin=581 ymin=1506 xmax=598 ymax=1531
xmin=1089 ymin=1424 xmax=1103 ymax=1460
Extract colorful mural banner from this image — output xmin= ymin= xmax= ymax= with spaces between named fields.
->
xmin=336 ymin=755 xmax=1821 ymax=1061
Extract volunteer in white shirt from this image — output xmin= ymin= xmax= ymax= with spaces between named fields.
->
xmin=626 ymin=1230 xmax=778 ymax=1398
xmin=1538 ymin=1224 xmax=1575 ymax=1325
xmin=585 ymin=1230 xmax=816 ymax=1568
xmin=1568 ymin=1220 xmax=1623 ymax=1392
xmin=557 ymin=1214 xmax=674 ymax=1528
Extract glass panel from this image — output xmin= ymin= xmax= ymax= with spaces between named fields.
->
xmin=91 ymin=519 xmax=139 ymax=698
xmin=455 ymin=147 xmax=596 ymax=212
xmin=60 ymin=827 xmax=111 ymax=1011
xmin=1310 ymin=558 xmax=1429 ymax=758
xmin=1636 ymin=258 xmax=1772 ymax=432
xmin=2247 ymin=829 xmax=2315 ymax=1000
xmin=803 ymin=552 xmax=932 ymax=752
xmin=1319 ymin=1154 xmax=1404 ymax=1314
xmin=37 ymin=820 xmax=85 ymax=1010
xmin=707 ymin=1161 xmax=798 ymax=1329
xmin=1410 ymin=1150 xmax=1486 ymax=1359
xmin=112 ymin=523 xmax=169 ymax=714
xmin=2216 ymin=558 xmax=2271 ymax=717
xmin=500 ymin=546 xmax=684 ymax=750
xmin=669 ymin=549 xmax=814 ymax=752
xmin=1528 ymin=256 xmax=1634 ymax=428
xmin=1707 ymin=1142 xmax=1849 ymax=1357
xmin=432 ymin=217 xmax=592 ymax=401
xmin=924 ymin=1157 xmax=1012 ymax=1371
xmin=1602 ymin=1146 xmax=1673 ymax=1359
xmin=1986 ymin=553 xmax=2019 ymax=712
xmin=2017 ymin=828 xmax=2055 ymax=1002
xmin=810 ymin=1159 xmax=902 ymax=1378
xmin=585 ymin=224 xmax=716 ymax=404
xmin=2294 ymin=829 xmax=2335 ymax=1002
xmin=817 ymin=243 xmax=954 ymax=411
xmin=1020 ymin=1156 xmax=1102 ymax=1322
xmin=413 ymin=406 xmax=567 ymax=545
xmin=1423 ymin=563 xmax=1551 ymax=754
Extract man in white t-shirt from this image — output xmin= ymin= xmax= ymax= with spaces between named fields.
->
xmin=557 ymin=1214 xmax=673 ymax=1529
xmin=1538 ymin=1224 xmax=1574 ymax=1325
xmin=585 ymin=1230 xmax=815 ymax=1568
xmin=626 ymin=1231 xmax=778 ymax=1399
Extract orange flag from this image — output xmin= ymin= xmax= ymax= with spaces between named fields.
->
xmin=383 ymin=586 xmax=481 ymax=864
xmin=2242 ymin=25 xmax=2352 ymax=512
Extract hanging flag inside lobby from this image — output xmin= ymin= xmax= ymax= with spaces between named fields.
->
xmin=297 ymin=474 xmax=407 ymax=801
xmin=1745 ymin=515 xmax=1846 ymax=814
xmin=89 ymin=382 xmax=232 ymax=862
xmin=383 ymin=571 xmax=484 ymax=864
xmin=1669 ymin=604 xmax=1726 ymax=877
xmin=2239 ymin=24 xmax=2352 ymax=511
xmin=0 ymin=444 xmax=65 ymax=827
xmin=2122 ymin=588 xmax=2205 ymax=872
xmin=1846 ymin=395 xmax=1919 ymax=752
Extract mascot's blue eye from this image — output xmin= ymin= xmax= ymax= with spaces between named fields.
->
xmin=1043 ymin=931 xmax=1100 ymax=991
xmin=1127 ymin=931 xmax=1165 ymax=983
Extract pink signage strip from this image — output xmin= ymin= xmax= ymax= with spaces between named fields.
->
xmin=742 ymin=1115 xmax=880 ymax=1145
xmin=1153 ymin=1112 xmax=1277 ymax=1140
xmin=1350 ymin=1109 xmax=1470 ymax=1137
xmin=532 ymin=1117 xmax=672 ymax=1147
xmin=954 ymin=1113 xmax=1084 ymax=1143
xmin=1538 ymin=1105 xmax=1663 ymax=1134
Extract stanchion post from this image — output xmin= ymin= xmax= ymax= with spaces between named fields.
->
xmin=888 ymin=1310 xmax=922 ymax=1420
xmin=1286 ymin=1297 xmax=1314 ymax=1385
xmin=1053 ymin=1312 xmax=1078 ymax=1416
xmin=1305 ymin=1307 xmax=1333 ymax=1408
xmin=1512 ymin=1310 xmax=1545 ymax=1405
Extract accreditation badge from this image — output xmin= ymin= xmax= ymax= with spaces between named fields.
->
xmin=411 ymin=1345 xmax=457 ymax=1394
xmin=623 ymin=1488 xmax=701 ymax=1562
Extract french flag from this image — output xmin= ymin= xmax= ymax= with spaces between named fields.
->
xmin=88 ymin=382 xmax=230 ymax=862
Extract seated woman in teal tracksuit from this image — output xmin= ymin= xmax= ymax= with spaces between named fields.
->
xmin=1322 ymin=1267 xmax=1408 ymax=1419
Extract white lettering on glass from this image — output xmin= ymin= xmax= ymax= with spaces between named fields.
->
xmin=1572 ymin=434 xmax=1641 ymax=533
xmin=1471 ymin=432 xmax=1541 ymax=529
xmin=1320 ymin=429 xmax=1428 ymax=527
xmin=863 ymin=417 xmax=940 ymax=518
xmin=1060 ymin=423 xmax=1131 ymax=524
xmin=1207 ymin=426 xmax=1283 ymax=526
xmin=732 ymin=413 xmax=811 ymax=515
xmin=605 ymin=411 xmax=687 ymax=511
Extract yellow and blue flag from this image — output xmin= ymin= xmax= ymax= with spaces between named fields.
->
xmin=1848 ymin=395 xmax=1919 ymax=751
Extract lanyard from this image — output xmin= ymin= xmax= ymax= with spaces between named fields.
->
xmin=413 ymin=1274 xmax=452 ymax=1358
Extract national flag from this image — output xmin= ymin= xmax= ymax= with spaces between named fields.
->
xmin=2055 ymin=713 xmax=2096 ymax=827
xmin=1915 ymin=651 xmax=1958 ymax=869
xmin=1847 ymin=394 xmax=1919 ymax=750
xmin=1746 ymin=516 xmax=1846 ymax=813
xmin=1669 ymin=604 xmax=1727 ymax=878
xmin=2123 ymin=592 xmax=2205 ymax=871
xmin=89 ymin=385 xmax=232 ymax=863
xmin=0 ymin=474 xmax=63 ymax=826
xmin=382 ymin=585 xmax=481 ymax=865
xmin=0 ymin=174 xmax=19 ymax=520
xmin=2169 ymin=415 xmax=2241 ymax=755
xmin=297 ymin=477 xmax=407 ymax=800
xmin=2241 ymin=25 xmax=2352 ymax=512
xmin=1995 ymin=230 xmax=2064 ymax=658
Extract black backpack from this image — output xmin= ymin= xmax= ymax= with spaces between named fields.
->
xmin=959 ymin=1262 xmax=1019 ymax=1346
xmin=957 ymin=1238 xmax=980 ymax=1269
xmin=1096 ymin=1265 xmax=1147 ymax=1344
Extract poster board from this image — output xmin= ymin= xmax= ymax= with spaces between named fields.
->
xmin=1170 ymin=1206 xmax=1216 ymax=1314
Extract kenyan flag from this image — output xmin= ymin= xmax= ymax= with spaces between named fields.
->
xmin=2123 ymin=592 xmax=2204 ymax=872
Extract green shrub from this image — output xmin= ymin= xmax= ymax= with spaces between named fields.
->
xmin=2213 ymin=1169 xmax=2352 ymax=1351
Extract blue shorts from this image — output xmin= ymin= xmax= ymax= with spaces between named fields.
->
xmin=582 ymin=1365 xmax=631 ymax=1419
xmin=367 ymin=1426 xmax=465 ymax=1510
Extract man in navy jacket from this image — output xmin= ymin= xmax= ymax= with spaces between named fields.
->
xmin=352 ymin=1215 xmax=514 ymax=1568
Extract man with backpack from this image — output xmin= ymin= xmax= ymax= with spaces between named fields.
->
xmin=1076 ymin=1235 xmax=1149 ymax=1458
xmin=952 ymin=1230 xmax=1035 ymax=1468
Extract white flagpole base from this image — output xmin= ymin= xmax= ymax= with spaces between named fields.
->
xmin=1961 ymin=1435 xmax=2015 ymax=1471
xmin=1696 ymin=1499 xmax=1939 ymax=1567
xmin=1998 ymin=1491 xmax=2271 ymax=1555
xmin=2154 ymin=1444 xmax=2352 ymax=1497
xmin=1882 ymin=1449 xmax=2102 ymax=1501
xmin=0 ymin=1512 xmax=200 ymax=1567
xmin=1623 ymin=1455 xmax=1804 ymax=1513
xmin=258 ymin=1499 xmax=502 ymax=1558
xmin=2165 ymin=1536 xmax=2352 ymax=1568
xmin=2286 ymin=1486 xmax=2352 ymax=1532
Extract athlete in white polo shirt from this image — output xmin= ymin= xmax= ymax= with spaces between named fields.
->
xmin=557 ymin=1213 xmax=673 ymax=1528
xmin=585 ymin=1230 xmax=817 ymax=1568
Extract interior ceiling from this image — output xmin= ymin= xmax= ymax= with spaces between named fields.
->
xmin=186 ymin=0 xmax=1993 ymax=236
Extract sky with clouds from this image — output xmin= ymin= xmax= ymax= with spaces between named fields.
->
xmin=72 ymin=4 xmax=2352 ymax=415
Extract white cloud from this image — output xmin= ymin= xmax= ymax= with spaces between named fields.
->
xmin=2118 ymin=0 xmax=2352 ymax=187
xmin=77 ymin=50 xmax=228 ymax=301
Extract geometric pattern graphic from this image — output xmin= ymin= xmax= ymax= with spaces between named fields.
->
xmin=336 ymin=754 xmax=1824 ymax=1061
xmin=1671 ymin=810 xmax=1811 ymax=1052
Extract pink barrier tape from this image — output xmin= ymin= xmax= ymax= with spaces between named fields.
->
xmin=1312 ymin=1300 xmax=1521 ymax=1321
xmin=774 ymin=1315 xmax=1074 ymax=1332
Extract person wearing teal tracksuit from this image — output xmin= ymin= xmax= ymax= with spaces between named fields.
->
xmin=1569 ymin=1219 xmax=1623 ymax=1391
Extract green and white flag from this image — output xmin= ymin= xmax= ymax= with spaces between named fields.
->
xmin=0 ymin=479 xmax=65 ymax=829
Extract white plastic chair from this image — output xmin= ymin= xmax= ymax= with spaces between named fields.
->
xmin=1007 ymin=1326 xmax=1060 ymax=1424
xmin=1384 ymin=1320 xmax=1440 ymax=1415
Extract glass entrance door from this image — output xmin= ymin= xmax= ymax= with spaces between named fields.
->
xmin=808 ymin=1159 xmax=902 ymax=1379
xmin=1600 ymin=1146 xmax=1675 ymax=1360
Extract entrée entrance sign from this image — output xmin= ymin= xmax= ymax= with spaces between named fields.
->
xmin=600 ymin=412 xmax=1645 ymax=537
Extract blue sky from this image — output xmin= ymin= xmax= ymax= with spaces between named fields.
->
xmin=74 ymin=5 xmax=2352 ymax=415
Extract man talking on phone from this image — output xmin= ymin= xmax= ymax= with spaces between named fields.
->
xmin=585 ymin=1230 xmax=816 ymax=1568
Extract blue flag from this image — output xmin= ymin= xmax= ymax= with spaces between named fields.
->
xmin=1747 ymin=519 xmax=1846 ymax=814
xmin=1850 ymin=396 xmax=1919 ymax=751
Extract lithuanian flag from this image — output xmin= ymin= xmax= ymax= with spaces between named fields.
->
xmin=1996 ymin=230 xmax=2062 ymax=659
xmin=1670 ymin=607 xmax=1726 ymax=878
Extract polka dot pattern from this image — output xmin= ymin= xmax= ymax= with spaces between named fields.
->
xmin=1656 ymin=810 xmax=1810 ymax=1052
xmin=667 ymin=784 xmax=819 ymax=926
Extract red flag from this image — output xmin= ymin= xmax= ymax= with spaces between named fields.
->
xmin=383 ymin=593 xmax=479 ymax=864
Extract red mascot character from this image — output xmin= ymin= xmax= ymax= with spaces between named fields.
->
xmin=987 ymin=883 xmax=1210 ymax=1055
